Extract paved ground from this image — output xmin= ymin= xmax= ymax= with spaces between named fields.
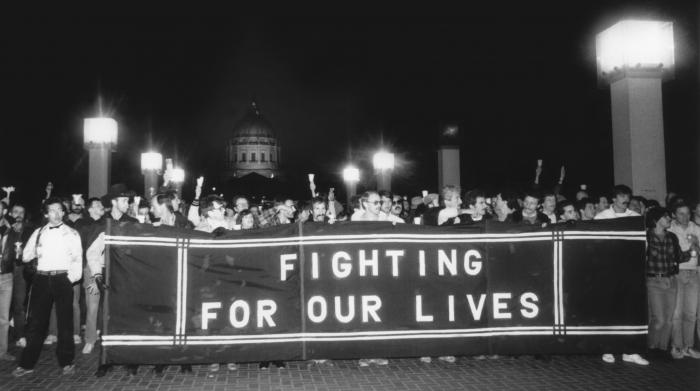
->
xmin=1 ymin=344 xmax=699 ymax=391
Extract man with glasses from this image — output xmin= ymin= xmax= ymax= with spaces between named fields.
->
xmin=356 ymin=191 xmax=382 ymax=221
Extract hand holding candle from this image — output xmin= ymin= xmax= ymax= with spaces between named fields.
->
xmin=308 ymin=173 xmax=316 ymax=197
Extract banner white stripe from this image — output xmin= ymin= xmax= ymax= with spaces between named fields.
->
xmin=558 ymin=235 xmax=564 ymax=332
xmin=108 ymin=236 xmax=645 ymax=249
xmin=567 ymin=326 xmax=647 ymax=330
xmin=105 ymin=241 xmax=178 ymax=247
xmin=553 ymin=238 xmax=559 ymax=327
xmin=102 ymin=329 xmax=648 ymax=346
xmin=107 ymin=235 xmax=178 ymax=242
xmin=175 ymin=245 xmax=183 ymax=336
xmin=567 ymin=330 xmax=648 ymax=335
xmin=180 ymin=246 xmax=188 ymax=339
xmin=563 ymin=236 xmax=645 ymax=241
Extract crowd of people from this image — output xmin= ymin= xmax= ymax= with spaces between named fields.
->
xmin=1 ymin=172 xmax=700 ymax=378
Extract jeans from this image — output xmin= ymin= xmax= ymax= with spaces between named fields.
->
xmin=671 ymin=270 xmax=699 ymax=349
xmin=647 ymin=276 xmax=677 ymax=350
xmin=0 ymin=273 xmax=13 ymax=355
xmin=82 ymin=267 xmax=100 ymax=344
xmin=20 ymin=273 xmax=74 ymax=369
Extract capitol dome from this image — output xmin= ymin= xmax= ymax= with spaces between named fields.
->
xmin=226 ymin=101 xmax=280 ymax=179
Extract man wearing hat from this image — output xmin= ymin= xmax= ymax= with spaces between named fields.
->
xmin=103 ymin=184 xmax=138 ymax=224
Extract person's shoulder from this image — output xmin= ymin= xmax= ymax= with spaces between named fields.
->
xmin=594 ymin=209 xmax=613 ymax=219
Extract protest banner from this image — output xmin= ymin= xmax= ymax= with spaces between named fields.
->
xmin=101 ymin=218 xmax=646 ymax=364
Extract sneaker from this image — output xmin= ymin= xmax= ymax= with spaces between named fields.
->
xmin=373 ymin=358 xmax=389 ymax=366
xmin=16 ymin=337 xmax=26 ymax=348
xmin=601 ymin=353 xmax=615 ymax=363
xmin=419 ymin=356 xmax=432 ymax=363
xmin=622 ymin=353 xmax=649 ymax=366
xmin=683 ymin=348 xmax=700 ymax=359
xmin=73 ymin=335 xmax=81 ymax=344
xmin=358 ymin=358 xmax=371 ymax=367
xmin=259 ymin=361 xmax=269 ymax=370
xmin=62 ymin=365 xmax=76 ymax=375
xmin=227 ymin=363 xmax=237 ymax=371
xmin=670 ymin=348 xmax=684 ymax=360
xmin=209 ymin=363 xmax=220 ymax=372
xmin=12 ymin=367 xmax=34 ymax=377
xmin=0 ymin=353 xmax=16 ymax=361
xmin=438 ymin=356 xmax=456 ymax=363
xmin=44 ymin=335 xmax=57 ymax=345
xmin=82 ymin=343 xmax=94 ymax=354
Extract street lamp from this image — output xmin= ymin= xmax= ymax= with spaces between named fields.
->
xmin=372 ymin=151 xmax=394 ymax=192
xmin=141 ymin=152 xmax=163 ymax=198
xmin=596 ymin=20 xmax=674 ymax=201
xmin=84 ymin=117 xmax=118 ymax=198
xmin=342 ymin=165 xmax=360 ymax=206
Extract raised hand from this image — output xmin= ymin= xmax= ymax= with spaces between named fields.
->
xmin=45 ymin=182 xmax=53 ymax=199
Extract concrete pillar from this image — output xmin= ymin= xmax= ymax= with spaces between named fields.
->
xmin=377 ymin=170 xmax=391 ymax=192
xmin=437 ymin=146 xmax=460 ymax=190
xmin=88 ymin=145 xmax=111 ymax=198
xmin=610 ymin=74 xmax=667 ymax=201
xmin=144 ymin=170 xmax=159 ymax=198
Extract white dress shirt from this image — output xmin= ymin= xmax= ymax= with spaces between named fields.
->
xmin=594 ymin=206 xmax=640 ymax=220
xmin=668 ymin=221 xmax=700 ymax=270
xmin=23 ymin=223 xmax=83 ymax=283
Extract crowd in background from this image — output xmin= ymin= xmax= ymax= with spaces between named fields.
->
xmin=2 ymin=171 xmax=700 ymax=378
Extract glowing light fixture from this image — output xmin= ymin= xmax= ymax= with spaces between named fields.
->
xmin=343 ymin=166 xmax=360 ymax=183
xmin=596 ymin=20 xmax=674 ymax=80
xmin=84 ymin=117 xmax=118 ymax=146
xmin=372 ymin=151 xmax=395 ymax=170
xmin=141 ymin=152 xmax=163 ymax=173
xmin=171 ymin=168 xmax=185 ymax=183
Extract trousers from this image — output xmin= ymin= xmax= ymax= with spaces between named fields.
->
xmin=19 ymin=273 xmax=74 ymax=369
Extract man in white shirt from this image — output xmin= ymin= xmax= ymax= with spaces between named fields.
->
xmin=667 ymin=202 xmax=700 ymax=359
xmin=13 ymin=197 xmax=82 ymax=377
xmin=594 ymin=185 xmax=640 ymax=220
xmin=593 ymin=185 xmax=647 ymax=366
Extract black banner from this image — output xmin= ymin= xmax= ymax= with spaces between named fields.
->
xmin=101 ymin=218 xmax=647 ymax=364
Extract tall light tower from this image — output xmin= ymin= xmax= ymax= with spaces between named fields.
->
xmin=437 ymin=124 xmax=460 ymax=190
xmin=141 ymin=152 xmax=163 ymax=198
xmin=373 ymin=151 xmax=394 ymax=192
xmin=83 ymin=118 xmax=118 ymax=198
xmin=596 ymin=20 xmax=675 ymax=201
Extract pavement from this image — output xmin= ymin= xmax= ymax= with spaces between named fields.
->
xmin=1 ymin=344 xmax=699 ymax=391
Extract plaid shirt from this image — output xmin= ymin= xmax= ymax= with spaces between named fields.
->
xmin=646 ymin=230 xmax=690 ymax=276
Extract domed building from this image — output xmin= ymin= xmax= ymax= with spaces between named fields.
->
xmin=226 ymin=101 xmax=280 ymax=179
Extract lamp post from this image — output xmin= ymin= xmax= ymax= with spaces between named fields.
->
xmin=141 ymin=152 xmax=163 ymax=198
xmin=83 ymin=117 xmax=118 ymax=198
xmin=342 ymin=166 xmax=360 ymax=206
xmin=373 ymin=151 xmax=394 ymax=192
xmin=596 ymin=20 xmax=674 ymax=201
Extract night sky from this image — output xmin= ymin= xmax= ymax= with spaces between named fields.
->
xmin=2 ymin=3 xmax=698 ymax=206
